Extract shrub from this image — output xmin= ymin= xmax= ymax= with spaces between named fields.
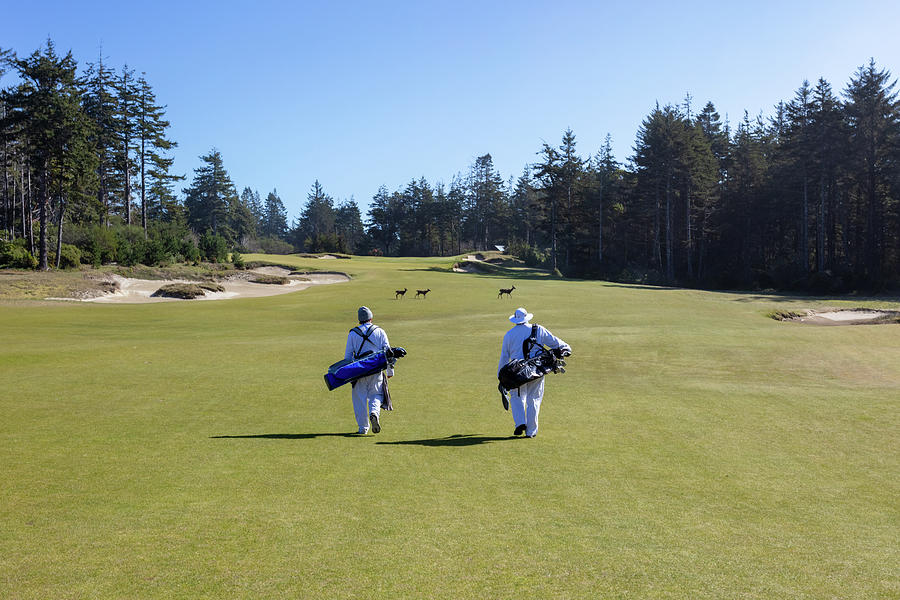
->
xmin=113 ymin=226 xmax=148 ymax=266
xmin=231 ymin=249 xmax=245 ymax=269
xmin=507 ymin=241 xmax=548 ymax=268
xmin=151 ymin=283 xmax=206 ymax=299
xmin=246 ymin=236 xmax=295 ymax=255
xmin=64 ymin=223 xmax=116 ymax=266
xmin=304 ymin=233 xmax=347 ymax=254
xmin=58 ymin=244 xmax=81 ymax=269
xmin=181 ymin=239 xmax=200 ymax=263
xmin=250 ymin=274 xmax=289 ymax=285
xmin=199 ymin=231 xmax=228 ymax=263
xmin=0 ymin=239 xmax=38 ymax=269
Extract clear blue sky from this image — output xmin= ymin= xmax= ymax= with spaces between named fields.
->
xmin=3 ymin=0 xmax=898 ymax=220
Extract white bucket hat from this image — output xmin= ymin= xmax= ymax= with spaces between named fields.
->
xmin=509 ymin=307 xmax=533 ymax=324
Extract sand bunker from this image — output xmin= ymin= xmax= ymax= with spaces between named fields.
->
xmin=783 ymin=308 xmax=899 ymax=325
xmin=453 ymin=263 xmax=480 ymax=273
xmin=76 ymin=267 xmax=349 ymax=304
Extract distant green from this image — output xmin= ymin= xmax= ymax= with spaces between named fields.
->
xmin=1 ymin=254 xmax=898 ymax=599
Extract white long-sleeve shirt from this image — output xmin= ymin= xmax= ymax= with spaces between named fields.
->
xmin=345 ymin=322 xmax=393 ymax=376
xmin=498 ymin=323 xmax=570 ymax=374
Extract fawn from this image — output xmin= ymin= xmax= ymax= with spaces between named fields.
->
xmin=415 ymin=288 xmax=431 ymax=299
xmin=395 ymin=288 xmax=408 ymax=299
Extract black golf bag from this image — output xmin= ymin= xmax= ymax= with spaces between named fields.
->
xmin=497 ymin=324 xmax=569 ymax=408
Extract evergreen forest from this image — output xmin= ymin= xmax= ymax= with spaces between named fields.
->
xmin=2 ymin=40 xmax=899 ymax=292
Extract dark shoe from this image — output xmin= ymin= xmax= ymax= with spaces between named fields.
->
xmin=514 ymin=424 xmax=526 ymax=436
xmin=369 ymin=412 xmax=381 ymax=434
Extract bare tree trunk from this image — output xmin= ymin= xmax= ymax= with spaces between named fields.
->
xmin=800 ymin=175 xmax=808 ymax=274
xmin=140 ymin=134 xmax=147 ymax=236
xmin=685 ymin=183 xmax=693 ymax=279
xmin=2 ymin=121 xmax=9 ymax=239
xmin=597 ymin=182 xmax=603 ymax=264
xmin=839 ymin=189 xmax=850 ymax=269
xmin=38 ymin=166 xmax=49 ymax=270
xmin=653 ymin=183 xmax=661 ymax=270
xmin=6 ymin=162 xmax=14 ymax=240
xmin=20 ymin=163 xmax=26 ymax=241
xmin=551 ymin=192 xmax=558 ymax=272
xmin=99 ymin=156 xmax=108 ymax=227
xmin=27 ymin=166 xmax=35 ymax=256
xmin=55 ymin=196 xmax=65 ymax=269
xmin=124 ymin=140 xmax=132 ymax=225
xmin=665 ymin=169 xmax=673 ymax=283
xmin=698 ymin=211 xmax=707 ymax=281
xmin=817 ymin=176 xmax=826 ymax=273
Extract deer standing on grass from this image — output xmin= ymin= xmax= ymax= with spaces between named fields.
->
xmin=395 ymin=288 xmax=407 ymax=299
xmin=498 ymin=285 xmax=516 ymax=299
xmin=415 ymin=288 xmax=431 ymax=299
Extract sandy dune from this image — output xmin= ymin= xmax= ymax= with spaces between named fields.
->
xmin=82 ymin=268 xmax=349 ymax=304
xmin=794 ymin=308 xmax=898 ymax=325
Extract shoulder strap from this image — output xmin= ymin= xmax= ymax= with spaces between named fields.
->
xmin=352 ymin=325 xmax=380 ymax=359
xmin=522 ymin=324 xmax=539 ymax=358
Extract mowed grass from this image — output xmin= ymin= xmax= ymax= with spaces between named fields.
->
xmin=1 ymin=254 xmax=898 ymax=599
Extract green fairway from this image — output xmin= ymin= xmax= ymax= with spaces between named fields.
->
xmin=2 ymin=255 xmax=898 ymax=599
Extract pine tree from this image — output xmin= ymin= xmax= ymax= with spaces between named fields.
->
xmin=367 ymin=185 xmax=403 ymax=255
xmin=785 ymin=80 xmax=815 ymax=274
xmin=464 ymin=154 xmax=506 ymax=251
xmin=843 ymin=59 xmax=900 ymax=280
xmin=261 ymin=188 xmax=288 ymax=239
xmin=532 ymin=142 xmax=562 ymax=271
xmin=183 ymin=149 xmax=240 ymax=242
xmin=592 ymin=134 xmax=620 ymax=265
xmin=633 ymin=105 xmax=684 ymax=281
xmin=113 ymin=65 xmax=139 ymax=225
xmin=510 ymin=167 xmax=537 ymax=247
xmin=5 ymin=40 xmax=94 ymax=269
xmin=334 ymin=199 xmax=365 ymax=253
xmin=82 ymin=52 xmax=118 ymax=226
xmin=240 ymin=187 xmax=263 ymax=235
xmin=134 ymin=73 xmax=178 ymax=234
xmin=809 ymin=77 xmax=844 ymax=273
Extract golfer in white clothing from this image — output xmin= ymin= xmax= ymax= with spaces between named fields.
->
xmin=498 ymin=307 xmax=571 ymax=438
xmin=345 ymin=306 xmax=393 ymax=434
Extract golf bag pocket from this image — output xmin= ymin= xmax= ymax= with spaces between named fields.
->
xmin=498 ymin=358 xmax=543 ymax=392
xmin=498 ymin=350 xmax=566 ymax=393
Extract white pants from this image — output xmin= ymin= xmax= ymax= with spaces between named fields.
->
xmin=351 ymin=372 xmax=384 ymax=432
xmin=509 ymin=377 xmax=544 ymax=437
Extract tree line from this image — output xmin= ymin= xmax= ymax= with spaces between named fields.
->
xmin=360 ymin=61 xmax=900 ymax=292
xmin=2 ymin=39 xmax=898 ymax=291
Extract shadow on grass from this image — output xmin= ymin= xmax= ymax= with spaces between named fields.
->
xmin=602 ymin=283 xmax=680 ymax=291
xmin=210 ymin=432 xmax=359 ymax=440
xmin=399 ymin=266 xmax=555 ymax=282
xmin=376 ymin=433 xmax=516 ymax=447
xmin=605 ymin=282 xmax=900 ymax=304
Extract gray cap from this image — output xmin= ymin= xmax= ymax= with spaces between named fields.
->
xmin=358 ymin=306 xmax=373 ymax=322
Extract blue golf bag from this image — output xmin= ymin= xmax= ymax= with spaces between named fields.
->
xmin=324 ymin=346 xmax=407 ymax=391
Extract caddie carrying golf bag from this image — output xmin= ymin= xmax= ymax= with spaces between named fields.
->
xmin=324 ymin=325 xmax=407 ymax=392
xmin=497 ymin=324 xmax=569 ymax=409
